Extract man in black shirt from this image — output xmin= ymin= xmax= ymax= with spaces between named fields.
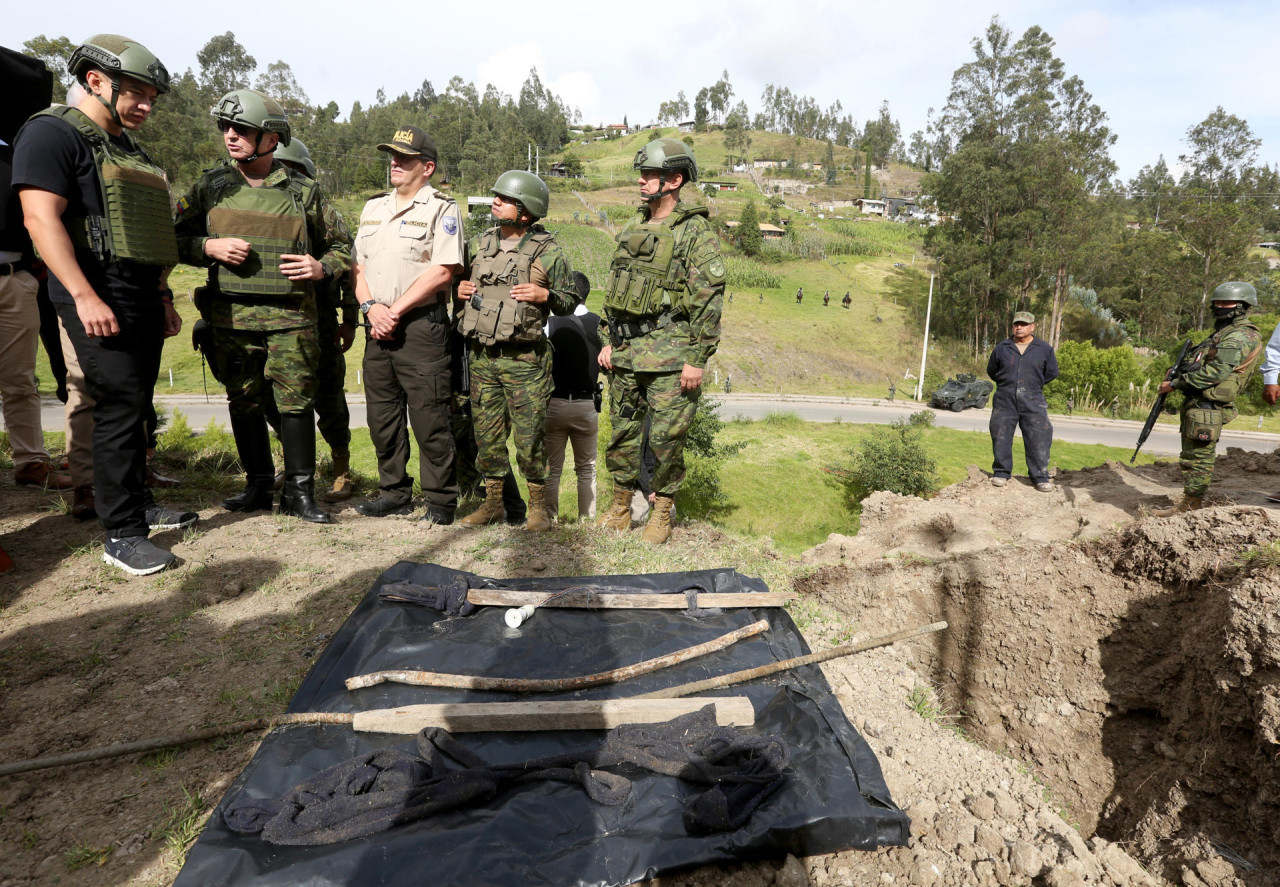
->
xmin=544 ymin=271 xmax=601 ymax=521
xmin=14 ymin=34 xmax=194 ymax=575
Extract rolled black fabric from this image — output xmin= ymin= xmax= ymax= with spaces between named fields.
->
xmin=225 ymin=706 xmax=787 ymax=846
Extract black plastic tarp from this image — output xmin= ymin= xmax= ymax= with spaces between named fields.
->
xmin=175 ymin=563 xmax=908 ymax=886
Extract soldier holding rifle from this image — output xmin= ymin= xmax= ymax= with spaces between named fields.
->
xmin=1151 ymin=282 xmax=1263 ymax=515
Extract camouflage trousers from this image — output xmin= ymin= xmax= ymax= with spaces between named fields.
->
xmin=1178 ymin=401 xmax=1235 ymax=497
xmin=210 ymin=325 xmax=319 ymax=418
xmin=263 ymin=314 xmax=352 ymax=452
xmin=469 ymin=340 xmax=552 ymax=481
xmin=605 ymin=368 xmax=699 ymax=497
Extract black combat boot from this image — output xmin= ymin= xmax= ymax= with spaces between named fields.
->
xmin=223 ymin=412 xmax=276 ymax=512
xmin=277 ymin=412 xmax=334 ymax=524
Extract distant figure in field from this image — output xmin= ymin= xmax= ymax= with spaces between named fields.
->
xmin=728 ymin=291 xmax=733 ymax=303
xmin=887 ymin=381 xmax=895 ymax=401
xmin=758 ymin=293 xmax=763 ymax=304
xmin=842 ymin=291 xmax=852 ymax=308
xmin=795 ymin=287 xmax=803 ymax=304
xmin=823 ymin=291 xmax=830 ymax=306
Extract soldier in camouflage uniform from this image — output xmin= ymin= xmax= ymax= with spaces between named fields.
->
xmin=267 ymin=137 xmax=358 ymax=500
xmin=175 ymin=89 xmax=351 ymax=523
xmin=1153 ymin=282 xmax=1264 ymax=514
xmin=596 ymin=138 xmax=725 ymax=544
xmin=455 ymin=170 xmax=576 ymax=531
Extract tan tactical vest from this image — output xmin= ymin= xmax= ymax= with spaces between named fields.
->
xmin=458 ymin=227 xmax=552 ymax=346
xmin=204 ymin=163 xmax=314 ymax=297
xmin=34 ymin=106 xmax=178 ymax=267
xmin=603 ymin=204 xmax=707 ymax=317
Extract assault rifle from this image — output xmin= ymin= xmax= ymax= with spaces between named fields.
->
xmin=1131 ymin=338 xmax=1194 ymax=463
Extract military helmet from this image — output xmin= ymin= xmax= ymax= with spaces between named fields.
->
xmin=632 ymin=137 xmax=698 ymax=183
xmin=491 ymin=170 xmax=549 ymax=220
xmin=211 ymin=89 xmax=291 ymax=146
xmin=1213 ymin=281 xmax=1258 ymax=307
xmin=274 ymin=137 xmax=316 ymax=178
xmin=68 ymin=34 xmax=170 ymax=94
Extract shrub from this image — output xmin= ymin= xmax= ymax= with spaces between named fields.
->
xmin=907 ymin=409 xmax=936 ymax=428
xmin=677 ymin=397 xmax=748 ymax=519
xmin=723 ymin=257 xmax=781 ymax=288
xmin=841 ymin=418 xmax=938 ymax=501
xmin=1045 ymin=340 xmax=1145 ymax=412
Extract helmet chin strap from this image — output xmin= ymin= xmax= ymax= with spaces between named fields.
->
xmin=237 ymin=131 xmax=270 ymax=164
xmin=92 ymin=78 xmax=123 ymax=128
xmin=642 ymin=171 xmax=678 ymax=203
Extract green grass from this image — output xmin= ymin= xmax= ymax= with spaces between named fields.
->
xmin=710 ymin=414 xmax=1158 ymax=555
xmin=156 ymin=784 xmax=208 ymax=871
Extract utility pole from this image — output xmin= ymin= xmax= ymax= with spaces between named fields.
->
xmin=915 ymin=274 xmax=935 ymax=401
xmin=527 ymin=143 xmax=532 ymax=173
xmin=535 ymin=145 xmax=540 ymax=176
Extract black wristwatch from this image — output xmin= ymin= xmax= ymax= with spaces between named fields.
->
xmin=360 ymin=300 xmax=377 ymax=316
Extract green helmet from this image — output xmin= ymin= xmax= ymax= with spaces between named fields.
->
xmin=69 ymin=34 xmax=170 ymax=94
xmin=211 ymin=89 xmax=291 ymax=147
xmin=275 ymin=137 xmax=316 ymax=178
xmin=1213 ymin=281 xmax=1258 ymax=306
xmin=491 ymin=170 xmax=549 ymax=221
xmin=633 ymin=137 xmax=698 ymax=183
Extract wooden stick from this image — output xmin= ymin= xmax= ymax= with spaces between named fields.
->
xmin=346 ymin=619 xmax=770 ymax=692
xmin=466 ymin=590 xmax=794 ymax=609
xmin=636 ymin=621 xmax=949 ymax=699
xmin=352 ymin=697 xmax=755 ymax=734
xmin=0 ymin=713 xmax=354 ymax=778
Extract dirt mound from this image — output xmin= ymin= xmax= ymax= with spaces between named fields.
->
xmin=799 ymin=458 xmax=1280 ymax=887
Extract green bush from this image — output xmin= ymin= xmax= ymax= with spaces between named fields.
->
xmin=840 ymin=418 xmax=938 ymax=502
xmin=1045 ymin=340 xmax=1145 ymax=411
xmin=677 ymin=397 xmax=749 ymax=519
xmin=907 ymin=409 xmax=936 ymax=427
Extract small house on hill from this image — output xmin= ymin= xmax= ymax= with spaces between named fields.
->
xmin=754 ymin=158 xmax=786 ymax=169
xmin=704 ymin=180 xmax=738 ymax=191
xmin=467 ymin=196 xmax=494 ymax=215
xmin=856 ymin=198 xmax=887 ymax=216
xmin=678 ymin=120 xmax=695 ymax=133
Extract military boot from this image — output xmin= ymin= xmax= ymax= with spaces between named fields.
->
xmin=460 ymin=477 xmax=506 ymax=527
xmin=277 ymin=413 xmax=334 ymax=524
xmin=596 ymin=487 xmax=634 ymax=531
xmin=324 ymin=450 xmax=354 ymax=501
xmin=1152 ymin=495 xmax=1204 ymax=517
xmin=641 ymin=494 xmax=675 ymax=545
xmin=223 ymin=413 xmax=276 ymax=512
xmin=525 ymin=482 xmax=552 ymax=532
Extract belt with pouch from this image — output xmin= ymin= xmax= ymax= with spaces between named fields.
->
xmin=610 ymin=310 xmax=682 ymax=341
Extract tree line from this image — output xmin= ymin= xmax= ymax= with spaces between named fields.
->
xmin=920 ymin=17 xmax=1279 ymax=354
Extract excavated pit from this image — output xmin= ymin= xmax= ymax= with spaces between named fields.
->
xmin=801 ymin=452 xmax=1280 ymax=887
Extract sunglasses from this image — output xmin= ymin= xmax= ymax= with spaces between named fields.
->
xmin=217 ymin=120 xmax=260 ymax=138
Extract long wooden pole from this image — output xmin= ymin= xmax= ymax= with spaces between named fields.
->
xmin=466 ymin=590 xmax=793 ymax=609
xmin=636 ymin=621 xmax=948 ymax=699
xmin=346 ymin=619 xmax=770 ymax=692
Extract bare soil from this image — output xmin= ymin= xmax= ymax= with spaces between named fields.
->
xmin=2 ymin=449 xmax=1279 ymax=887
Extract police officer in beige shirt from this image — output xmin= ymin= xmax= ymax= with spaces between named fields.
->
xmin=351 ymin=126 xmax=463 ymax=523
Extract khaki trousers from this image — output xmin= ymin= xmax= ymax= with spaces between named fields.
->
xmin=0 ymin=270 xmax=48 ymax=469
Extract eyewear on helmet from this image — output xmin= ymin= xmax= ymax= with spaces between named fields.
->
xmin=217 ymin=119 xmax=260 ymax=138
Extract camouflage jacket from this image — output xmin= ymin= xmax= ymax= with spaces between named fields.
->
xmin=607 ymin=201 xmax=724 ymax=373
xmin=173 ymin=159 xmax=352 ymax=331
xmin=1176 ymin=315 xmax=1264 ymax=404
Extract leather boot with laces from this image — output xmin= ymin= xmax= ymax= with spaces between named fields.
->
xmin=460 ymin=477 xmax=506 ymax=527
xmin=525 ymin=481 xmax=552 ymax=532
xmin=641 ymin=494 xmax=675 ymax=545
xmin=324 ymin=450 xmax=354 ymax=501
xmin=596 ymin=487 xmax=634 ymax=531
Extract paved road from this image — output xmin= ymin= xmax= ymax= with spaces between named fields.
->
xmin=35 ymin=392 xmax=1280 ymax=458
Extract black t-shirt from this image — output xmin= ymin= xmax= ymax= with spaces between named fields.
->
xmin=11 ymin=113 xmax=163 ymax=306
xmin=548 ymin=310 xmax=602 ymax=397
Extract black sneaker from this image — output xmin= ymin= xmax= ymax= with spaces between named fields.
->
xmin=146 ymin=505 xmax=199 ymax=530
xmin=103 ymin=536 xmax=176 ymax=576
xmin=356 ymin=496 xmax=414 ymax=517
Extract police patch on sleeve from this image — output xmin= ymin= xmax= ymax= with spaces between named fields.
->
xmin=442 ymin=214 xmax=459 ymax=236
xmin=707 ymin=256 xmax=726 ymax=283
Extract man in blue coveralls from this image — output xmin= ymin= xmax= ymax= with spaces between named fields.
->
xmin=986 ymin=311 xmax=1058 ymax=491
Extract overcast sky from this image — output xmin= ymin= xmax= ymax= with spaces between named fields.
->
xmin=10 ymin=0 xmax=1279 ymax=180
